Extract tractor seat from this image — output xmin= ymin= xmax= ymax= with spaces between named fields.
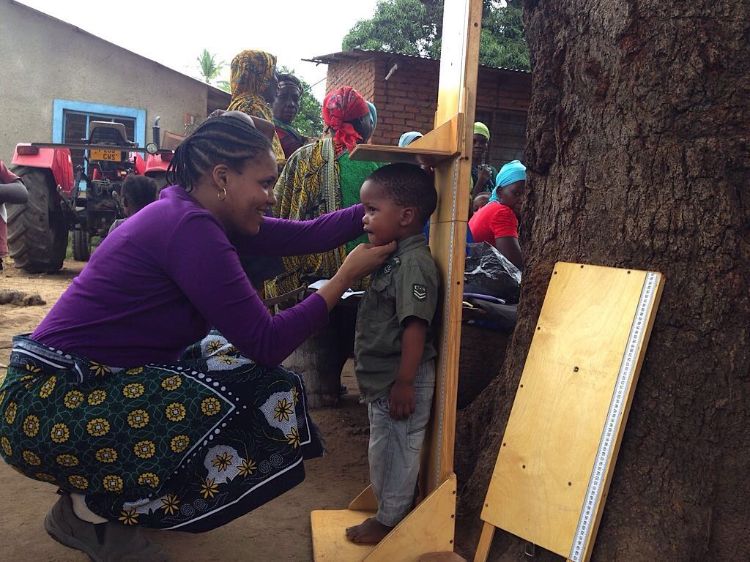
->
xmin=88 ymin=121 xmax=136 ymax=147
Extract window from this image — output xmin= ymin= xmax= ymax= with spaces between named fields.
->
xmin=474 ymin=109 xmax=527 ymax=167
xmin=62 ymin=111 xmax=136 ymax=170
xmin=52 ymin=99 xmax=146 ymax=171
xmin=490 ymin=110 xmax=527 ymax=165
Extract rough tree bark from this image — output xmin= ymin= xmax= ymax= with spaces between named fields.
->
xmin=456 ymin=1 xmax=750 ymax=560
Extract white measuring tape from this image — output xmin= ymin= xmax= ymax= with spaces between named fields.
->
xmin=569 ymin=271 xmax=660 ymax=561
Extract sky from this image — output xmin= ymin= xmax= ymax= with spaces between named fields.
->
xmin=15 ymin=0 xmax=382 ymax=100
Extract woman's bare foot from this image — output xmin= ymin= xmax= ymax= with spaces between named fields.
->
xmin=345 ymin=517 xmax=392 ymax=544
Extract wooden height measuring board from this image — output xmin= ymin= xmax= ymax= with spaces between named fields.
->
xmin=310 ymin=0 xmax=482 ymax=559
xmin=475 ymin=262 xmax=664 ymax=562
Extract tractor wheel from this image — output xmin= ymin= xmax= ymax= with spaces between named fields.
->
xmin=72 ymin=229 xmax=90 ymax=262
xmin=7 ymin=167 xmax=69 ymax=273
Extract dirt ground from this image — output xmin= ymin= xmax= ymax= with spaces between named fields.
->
xmin=0 ymin=260 xmax=373 ymax=561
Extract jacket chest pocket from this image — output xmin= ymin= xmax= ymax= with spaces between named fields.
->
xmin=358 ymin=268 xmax=396 ymax=327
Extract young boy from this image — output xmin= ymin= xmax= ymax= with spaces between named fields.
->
xmin=346 ymin=163 xmax=439 ymax=544
xmin=108 ymin=174 xmax=158 ymax=234
xmin=473 ymin=191 xmax=491 ymax=213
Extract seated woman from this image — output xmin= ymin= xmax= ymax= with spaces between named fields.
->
xmin=266 ymin=86 xmax=380 ymax=299
xmin=468 ymin=160 xmax=526 ymax=270
xmin=0 ymin=112 xmax=393 ymax=560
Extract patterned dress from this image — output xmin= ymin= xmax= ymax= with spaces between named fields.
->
xmin=264 ymin=138 xmax=380 ymax=299
xmin=0 ymin=333 xmax=322 ymax=532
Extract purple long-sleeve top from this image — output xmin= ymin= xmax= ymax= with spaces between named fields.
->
xmin=33 ymin=186 xmax=364 ymax=367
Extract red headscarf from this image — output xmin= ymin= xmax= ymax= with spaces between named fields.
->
xmin=322 ymin=86 xmax=369 ymax=155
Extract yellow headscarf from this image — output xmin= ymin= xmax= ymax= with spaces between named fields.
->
xmin=227 ymin=49 xmax=285 ymax=165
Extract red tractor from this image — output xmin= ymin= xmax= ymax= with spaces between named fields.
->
xmin=7 ymin=120 xmax=172 ymax=272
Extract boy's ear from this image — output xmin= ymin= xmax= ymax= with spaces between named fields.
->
xmin=399 ymin=206 xmax=418 ymax=227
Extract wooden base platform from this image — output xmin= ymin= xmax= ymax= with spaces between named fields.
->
xmin=311 ymin=474 xmax=457 ymax=561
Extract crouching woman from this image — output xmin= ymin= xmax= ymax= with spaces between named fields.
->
xmin=0 ymin=111 xmax=393 ymax=560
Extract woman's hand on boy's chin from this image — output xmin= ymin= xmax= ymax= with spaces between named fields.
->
xmin=339 ymin=241 xmax=396 ymax=282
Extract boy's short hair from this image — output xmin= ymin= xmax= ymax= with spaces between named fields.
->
xmin=367 ymin=163 xmax=437 ymax=223
xmin=122 ymin=175 xmax=158 ymax=210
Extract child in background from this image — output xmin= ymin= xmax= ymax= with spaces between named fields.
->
xmin=108 ymin=175 xmax=158 ymax=234
xmin=346 ymin=163 xmax=439 ymax=544
xmin=0 ymin=160 xmax=28 ymax=270
xmin=473 ymin=191 xmax=491 ymax=213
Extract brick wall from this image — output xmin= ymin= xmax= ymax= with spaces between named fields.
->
xmin=323 ymin=53 xmax=531 ymax=168
xmin=326 ymin=56 xmax=377 ymax=101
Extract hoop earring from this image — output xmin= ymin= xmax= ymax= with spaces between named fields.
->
xmin=217 ymin=187 xmax=227 ymax=201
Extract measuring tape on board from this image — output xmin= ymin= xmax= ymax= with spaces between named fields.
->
xmin=569 ymin=271 xmax=660 ymax=561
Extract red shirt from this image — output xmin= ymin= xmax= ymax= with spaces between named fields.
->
xmin=468 ymin=201 xmax=518 ymax=244
xmin=0 ymin=161 xmax=21 ymax=256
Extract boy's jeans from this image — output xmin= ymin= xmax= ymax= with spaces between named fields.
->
xmin=368 ymin=360 xmax=435 ymax=527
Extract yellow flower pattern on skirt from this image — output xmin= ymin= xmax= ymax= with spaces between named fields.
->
xmin=0 ymin=334 xmax=323 ymax=532
xmin=0 ymin=353 xmax=228 ymax=502
xmin=64 ymin=390 xmax=84 ymax=409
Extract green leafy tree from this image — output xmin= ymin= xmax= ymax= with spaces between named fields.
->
xmin=343 ymin=0 xmax=529 ymax=71
xmin=277 ymin=66 xmax=323 ymax=138
xmin=196 ymin=49 xmax=224 ymax=84
xmin=215 ymin=80 xmax=231 ymax=94
xmin=343 ymin=0 xmax=443 ymax=58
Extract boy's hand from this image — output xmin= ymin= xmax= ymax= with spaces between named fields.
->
xmin=389 ymin=380 xmax=416 ymax=420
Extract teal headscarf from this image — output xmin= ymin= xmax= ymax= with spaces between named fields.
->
xmin=367 ymin=102 xmax=377 ymax=131
xmin=489 ymin=160 xmax=526 ymax=202
xmin=398 ymin=131 xmax=423 ymax=147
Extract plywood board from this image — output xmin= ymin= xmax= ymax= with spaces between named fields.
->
xmin=350 ymin=114 xmax=461 ymax=166
xmin=425 ymin=0 xmax=482 ymax=493
xmin=311 ymin=509 xmax=378 ymax=562
xmin=311 ymin=475 xmax=457 ymax=562
xmin=481 ymin=263 xmax=664 ymax=561
xmin=348 ymin=144 xmax=455 ymax=166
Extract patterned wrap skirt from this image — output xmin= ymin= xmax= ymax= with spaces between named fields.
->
xmin=0 ymin=334 xmax=323 ymax=532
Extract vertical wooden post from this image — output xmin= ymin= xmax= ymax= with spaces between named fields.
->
xmin=426 ymin=0 xmax=482 ymax=491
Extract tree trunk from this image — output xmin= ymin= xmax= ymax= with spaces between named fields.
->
xmin=457 ymin=1 xmax=750 ymax=560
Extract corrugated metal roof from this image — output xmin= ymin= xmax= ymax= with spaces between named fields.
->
xmin=304 ymin=49 xmax=530 ymax=75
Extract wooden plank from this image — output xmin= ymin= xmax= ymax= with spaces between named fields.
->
xmin=409 ymin=113 xmax=461 ymax=153
xmin=349 ymin=485 xmax=378 ymax=511
xmin=311 ymin=474 xmax=457 ymax=562
xmin=348 ymin=144 xmax=455 ymax=166
xmin=480 ymin=263 xmax=664 ymax=560
xmin=312 ymin=0 xmax=483 ymax=556
xmin=366 ymin=473 xmax=457 ymax=561
xmin=576 ymin=268 xmax=664 ymax=562
xmin=425 ymin=0 xmax=483 ymax=493
xmin=349 ymin=114 xmax=462 ymax=166
xmin=311 ymin=509 xmax=377 ymax=562
xmin=473 ymin=522 xmax=496 ymax=562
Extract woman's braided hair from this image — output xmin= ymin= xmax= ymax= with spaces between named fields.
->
xmin=166 ymin=113 xmax=271 ymax=191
